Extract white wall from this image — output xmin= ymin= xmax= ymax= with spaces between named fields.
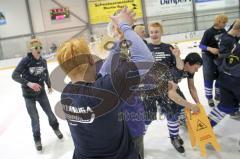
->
xmin=0 ymin=0 xmax=89 ymax=59
xmin=29 ymin=0 xmax=45 ymax=33
xmin=0 ymin=0 xmax=88 ymax=37
xmin=0 ymin=0 xmax=30 ymax=38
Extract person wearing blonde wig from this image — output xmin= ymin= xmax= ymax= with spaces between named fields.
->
xmin=12 ymin=39 xmax=63 ymax=151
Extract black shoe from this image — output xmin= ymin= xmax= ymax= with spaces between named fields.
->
xmin=208 ymin=99 xmax=215 ymax=107
xmin=54 ymin=129 xmax=63 ymax=139
xmin=171 ymin=137 xmax=185 ymax=153
xmin=34 ymin=140 xmax=42 ymax=151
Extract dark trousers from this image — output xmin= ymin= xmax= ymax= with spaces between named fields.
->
xmin=24 ymin=90 xmax=59 ymax=141
xmin=202 ymin=53 xmax=220 ymax=99
xmin=133 ymin=136 xmax=144 ymax=159
xmin=209 ymin=72 xmax=240 ymax=126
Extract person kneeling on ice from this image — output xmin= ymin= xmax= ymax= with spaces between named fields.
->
xmin=56 ymin=7 xmax=154 ymax=159
xmin=208 ymin=44 xmax=240 ymax=128
xmin=12 ymin=39 xmax=63 ymax=151
xmin=141 ymin=52 xmax=202 ymax=154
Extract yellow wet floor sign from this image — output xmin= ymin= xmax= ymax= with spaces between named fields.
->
xmin=185 ymin=104 xmax=221 ymax=157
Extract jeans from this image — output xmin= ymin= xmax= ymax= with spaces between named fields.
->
xmin=24 ymin=90 xmax=59 ymax=141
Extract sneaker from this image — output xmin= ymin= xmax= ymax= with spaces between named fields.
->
xmin=54 ymin=129 xmax=63 ymax=139
xmin=171 ymin=137 xmax=185 ymax=153
xmin=34 ymin=140 xmax=42 ymax=151
xmin=230 ymin=111 xmax=240 ymax=120
xmin=208 ymin=99 xmax=215 ymax=107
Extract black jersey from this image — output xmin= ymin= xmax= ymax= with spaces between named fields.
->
xmin=148 ymin=43 xmax=176 ymax=68
xmin=219 ymin=33 xmax=238 ymax=55
xmin=200 ymin=26 xmax=226 ymax=57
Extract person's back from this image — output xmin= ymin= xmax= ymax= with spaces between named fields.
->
xmin=61 ymin=74 xmax=136 ymax=158
xmin=219 ymin=19 xmax=240 ymax=55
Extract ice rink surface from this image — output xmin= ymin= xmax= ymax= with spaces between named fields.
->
xmin=0 ymin=41 xmax=239 ymax=159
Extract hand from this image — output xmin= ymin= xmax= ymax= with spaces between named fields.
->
xmin=48 ymin=87 xmax=53 ymax=94
xmin=110 ymin=7 xmax=136 ymax=27
xmin=208 ymin=47 xmax=219 ymax=55
xmin=170 ymin=46 xmax=181 ymax=57
xmin=190 ymin=104 xmax=200 ymax=114
xmin=27 ymin=82 xmax=42 ymax=92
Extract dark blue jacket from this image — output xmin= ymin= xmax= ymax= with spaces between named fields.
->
xmin=12 ymin=53 xmax=51 ymax=97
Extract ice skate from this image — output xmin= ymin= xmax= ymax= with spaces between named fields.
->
xmin=171 ymin=137 xmax=185 ymax=154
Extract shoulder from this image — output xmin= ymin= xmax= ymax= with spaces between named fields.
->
xmin=19 ymin=55 xmax=31 ymax=65
xmin=147 ymin=43 xmax=154 ymax=48
xmin=158 ymin=43 xmax=172 ymax=51
xmin=221 ymin=34 xmax=234 ymax=42
xmin=161 ymin=43 xmax=171 ymax=47
xmin=204 ymin=27 xmax=213 ymax=34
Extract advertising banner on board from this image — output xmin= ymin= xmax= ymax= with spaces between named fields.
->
xmin=88 ymin=0 xmax=143 ymax=24
xmin=145 ymin=0 xmax=193 ymax=17
xmin=195 ymin=0 xmax=239 ymax=11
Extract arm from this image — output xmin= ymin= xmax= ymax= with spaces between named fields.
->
xmin=100 ymin=7 xmax=153 ymax=76
xmin=120 ymin=23 xmax=153 ymax=63
xmin=168 ymin=81 xmax=200 ymax=113
xmin=187 ymin=78 xmax=200 ymax=104
xmin=12 ymin=57 xmax=42 ymax=92
xmin=199 ymin=44 xmax=208 ymax=52
xmin=43 ymin=60 xmax=53 ymax=93
xmin=106 ymin=7 xmax=153 ymax=99
xmin=170 ymin=46 xmax=184 ymax=70
xmin=12 ymin=57 xmax=29 ymax=86
xmin=98 ymin=42 xmax=121 ymax=76
xmin=199 ymin=44 xmax=219 ymax=55
xmin=43 ymin=59 xmax=51 ymax=88
xmin=200 ymin=30 xmax=219 ymax=55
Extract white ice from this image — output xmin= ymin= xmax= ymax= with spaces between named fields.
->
xmin=0 ymin=41 xmax=239 ymax=159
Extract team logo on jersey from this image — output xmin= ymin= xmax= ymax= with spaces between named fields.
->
xmin=29 ymin=67 xmax=45 ymax=76
xmin=214 ymin=33 xmax=224 ymax=42
xmin=62 ymin=104 xmax=95 ymax=123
